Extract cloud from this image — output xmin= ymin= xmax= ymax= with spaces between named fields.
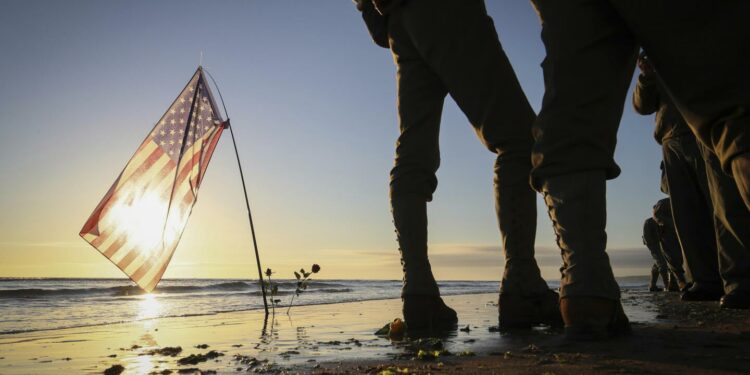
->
xmin=319 ymin=244 xmax=654 ymax=271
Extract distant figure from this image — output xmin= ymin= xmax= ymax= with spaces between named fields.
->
xmin=651 ymin=199 xmax=688 ymax=291
xmin=642 ymin=217 xmax=671 ymax=291
xmin=527 ymin=1 xmax=750 ymax=337
xmin=355 ymin=0 xmax=561 ymax=331
xmin=632 ymin=54 xmax=721 ymax=301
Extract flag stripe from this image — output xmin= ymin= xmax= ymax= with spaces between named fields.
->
xmin=198 ymin=127 xmax=224 ymax=184
xmin=118 ymin=142 xmax=160 ymax=186
xmin=104 ymin=178 xmax=176 ymax=264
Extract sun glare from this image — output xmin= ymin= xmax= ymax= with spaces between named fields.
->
xmin=103 ymin=187 xmax=184 ymax=257
xmin=137 ymin=293 xmax=162 ymax=320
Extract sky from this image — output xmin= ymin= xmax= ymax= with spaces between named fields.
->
xmin=0 ymin=1 xmax=665 ymax=282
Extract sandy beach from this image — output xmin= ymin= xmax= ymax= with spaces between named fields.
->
xmin=1 ymin=287 xmax=749 ymax=374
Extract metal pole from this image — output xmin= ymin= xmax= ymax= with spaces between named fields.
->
xmin=227 ymin=119 xmax=269 ymax=315
xmin=202 ymin=68 xmax=269 ymax=316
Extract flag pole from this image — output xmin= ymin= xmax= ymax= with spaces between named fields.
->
xmin=227 ymin=120 xmax=270 ymax=316
xmin=204 ymin=67 xmax=269 ymax=316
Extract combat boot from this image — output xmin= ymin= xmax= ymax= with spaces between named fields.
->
xmin=720 ymin=291 xmax=750 ymax=310
xmin=648 ymin=265 xmax=660 ymax=292
xmin=392 ymin=194 xmax=456 ymax=331
xmin=560 ymin=297 xmax=630 ymax=341
xmin=498 ymin=289 xmax=562 ymax=330
xmin=403 ymin=295 xmax=458 ymax=332
xmin=495 ymin=158 xmax=561 ymax=329
xmin=666 ymin=272 xmax=680 ymax=292
xmin=539 ymin=170 xmax=629 ymax=340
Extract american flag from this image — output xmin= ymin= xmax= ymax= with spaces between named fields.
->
xmin=80 ymin=67 xmax=226 ymax=292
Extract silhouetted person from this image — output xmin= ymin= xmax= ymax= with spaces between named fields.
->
xmin=651 ymin=199 xmax=688 ymax=291
xmin=528 ymin=0 xmax=750 ymax=337
xmin=633 ymin=54 xmax=721 ymax=301
xmin=355 ymin=0 xmax=561 ymax=331
xmin=643 ymin=217 xmax=671 ymax=291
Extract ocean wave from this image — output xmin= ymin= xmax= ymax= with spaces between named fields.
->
xmin=0 ymin=281 xmax=355 ymax=299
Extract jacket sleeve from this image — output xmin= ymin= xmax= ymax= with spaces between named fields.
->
xmin=632 ymin=72 xmax=660 ymax=115
xmin=357 ymin=0 xmax=390 ymax=49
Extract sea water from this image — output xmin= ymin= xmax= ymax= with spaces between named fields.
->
xmin=0 ymin=276 xmax=649 ymax=334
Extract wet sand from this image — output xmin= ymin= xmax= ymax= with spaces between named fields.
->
xmin=1 ymin=288 xmax=749 ymax=374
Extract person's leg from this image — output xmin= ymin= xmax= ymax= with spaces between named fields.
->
xmin=658 ymin=222 xmax=688 ymax=287
xmin=397 ymin=0 xmax=558 ymax=328
xmin=660 ymin=138 xmax=722 ymax=299
xmin=530 ymin=0 xmax=634 ymax=339
xmin=610 ymin=0 xmax=750 ymax=210
xmin=699 ymin=144 xmax=750 ymax=309
xmin=653 ymin=246 xmax=670 ymax=290
xmin=649 ymin=264 xmax=659 ymax=292
xmin=387 ymin=7 xmax=457 ymax=330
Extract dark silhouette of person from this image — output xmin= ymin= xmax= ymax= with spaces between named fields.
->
xmin=633 ymin=54 xmax=721 ymax=301
xmin=528 ymin=0 xmax=750 ymax=338
xmin=355 ymin=0 xmax=561 ymax=331
xmin=643 ymin=217 xmax=671 ymax=291
xmin=651 ymin=199 xmax=688 ymax=291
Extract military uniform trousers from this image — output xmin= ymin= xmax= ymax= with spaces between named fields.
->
xmin=528 ymin=0 xmax=750 ymax=300
xmin=386 ymin=0 xmax=541 ymax=296
xmin=529 ymin=0 xmax=750 ymax=184
xmin=662 ymin=135 xmax=721 ymax=292
xmin=698 ymin=144 xmax=750 ymax=295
